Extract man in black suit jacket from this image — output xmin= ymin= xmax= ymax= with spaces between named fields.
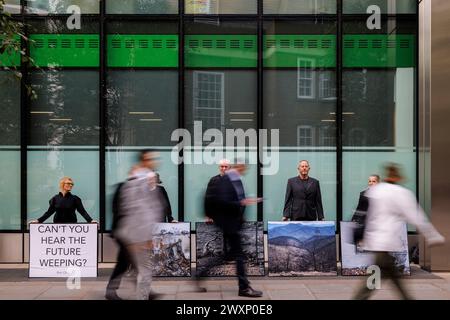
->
xmin=204 ymin=159 xmax=230 ymax=223
xmin=351 ymin=174 xmax=380 ymax=223
xmin=282 ymin=160 xmax=324 ymax=221
xmin=200 ymin=161 xmax=263 ymax=298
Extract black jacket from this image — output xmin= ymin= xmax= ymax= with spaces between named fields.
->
xmin=351 ymin=190 xmax=369 ymax=224
xmin=204 ymin=174 xmax=222 ymax=218
xmin=157 ymin=185 xmax=174 ymax=223
xmin=209 ymin=174 xmax=246 ymax=232
xmin=37 ymin=192 xmax=93 ymax=223
xmin=283 ymin=177 xmax=324 ymax=221
xmin=111 ymin=181 xmax=174 ymax=233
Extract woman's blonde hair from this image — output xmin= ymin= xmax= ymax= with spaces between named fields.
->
xmin=59 ymin=176 xmax=74 ymax=192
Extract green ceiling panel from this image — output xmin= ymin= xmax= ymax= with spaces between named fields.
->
xmin=343 ymin=35 xmax=416 ymax=68
xmin=107 ymin=35 xmax=179 ymax=68
xmin=30 ymin=34 xmax=99 ymax=67
xmin=185 ymin=35 xmax=257 ymax=68
xmin=263 ymin=35 xmax=336 ymax=68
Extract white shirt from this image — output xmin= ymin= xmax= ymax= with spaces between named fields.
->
xmin=363 ymin=182 xmax=444 ymax=252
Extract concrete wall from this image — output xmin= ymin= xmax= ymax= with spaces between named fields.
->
xmin=428 ymin=0 xmax=450 ymax=270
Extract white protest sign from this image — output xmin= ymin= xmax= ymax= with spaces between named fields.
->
xmin=29 ymin=224 xmax=97 ymax=278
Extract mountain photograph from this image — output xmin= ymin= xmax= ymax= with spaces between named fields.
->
xmin=268 ymin=221 xmax=337 ymax=276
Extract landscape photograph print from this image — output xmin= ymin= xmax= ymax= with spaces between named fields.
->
xmin=268 ymin=221 xmax=337 ymax=276
xmin=340 ymin=221 xmax=410 ymax=276
xmin=196 ymin=222 xmax=265 ymax=277
xmin=150 ymin=222 xmax=191 ymax=277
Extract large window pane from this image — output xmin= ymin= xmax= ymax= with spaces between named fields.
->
xmin=105 ymin=21 xmax=179 ymax=230
xmin=105 ymin=71 xmax=179 ymax=229
xmin=27 ymin=70 xmax=100 ymax=222
xmin=263 ymin=20 xmax=337 ymax=225
xmin=27 ymin=150 xmax=100 ymax=222
xmin=26 ymin=0 xmax=99 ymax=14
xmin=106 ymin=0 xmax=178 ymax=14
xmin=28 ymin=71 xmax=99 ymax=146
xmin=184 ymin=70 xmax=258 ymax=224
xmin=343 ymin=0 xmax=416 ymax=14
xmin=0 ymin=72 xmax=21 ymax=230
xmin=342 ymin=18 xmax=417 ymax=225
xmin=185 ymin=0 xmax=257 ymax=14
xmin=184 ymin=20 xmax=258 ymax=226
xmin=263 ymin=0 xmax=336 ymax=14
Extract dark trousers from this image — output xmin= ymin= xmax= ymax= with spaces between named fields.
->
xmin=197 ymin=222 xmax=250 ymax=290
xmin=106 ymin=241 xmax=131 ymax=292
xmin=354 ymin=252 xmax=411 ymax=300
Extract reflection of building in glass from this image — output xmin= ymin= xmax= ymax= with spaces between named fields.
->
xmin=193 ymin=71 xmax=225 ymax=132
xmin=186 ymin=0 xmax=256 ymax=14
xmin=297 ymin=59 xmax=316 ymax=99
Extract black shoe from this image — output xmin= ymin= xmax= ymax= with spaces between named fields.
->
xmin=193 ymin=286 xmax=207 ymax=293
xmin=148 ymin=292 xmax=161 ymax=300
xmin=238 ymin=287 xmax=263 ymax=298
xmin=105 ymin=290 xmax=122 ymax=300
xmin=193 ymin=276 xmax=207 ymax=292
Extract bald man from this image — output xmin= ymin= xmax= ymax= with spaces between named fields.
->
xmin=282 ymin=160 xmax=324 ymax=221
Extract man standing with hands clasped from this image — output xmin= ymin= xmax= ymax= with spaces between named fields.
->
xmin=283 ymin=160 xmax=324 ymax=221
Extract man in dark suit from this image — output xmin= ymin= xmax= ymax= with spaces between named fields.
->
xmin=204 ymin=159 xmax=230 ymax=223
xmin=351 ymin=174 xmax=380 ymax=245
xmin=201 ymin=160 xmax=263 ymax=298
xmin=282 ymin=160 xmax=324 ymax=221
xmin=351 ymin=174 xmax=380 ymax=223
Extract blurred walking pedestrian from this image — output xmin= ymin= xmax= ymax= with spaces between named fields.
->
xmin=353 ymin=163 xmax=445 ymax=300
xmin=113 ymin=150 xmax=165 ymax=300
xmin=105 ymin=150 xmax=164 ymax=300
xmin=198 ymin=159 xmax=263 ymax=298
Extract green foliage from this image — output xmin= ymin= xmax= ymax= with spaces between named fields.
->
xmin=1 ymin=0 xmax=37 ymax=98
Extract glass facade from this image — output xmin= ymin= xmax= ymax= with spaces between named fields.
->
xmin=26 ymin=19 xmax=100 ymax=224
xmin=263 ymin=20 xmax=337 ymax=225
xmin=184 ymin=20 xmax=258 ymax=226
xmin=0 ymin=1 xmax=418 ymax=245
xmin=341 ymin=16 xmax=417 ymax=226
xmin=0 ymin=72 xmax=21 ymax=230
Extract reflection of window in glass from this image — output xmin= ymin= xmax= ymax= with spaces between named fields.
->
xmin=297 ymin=125 xmax=314 ymax=146
xmin=193 ymin=71 xmax=225 ymax=132
xmin=297 ymin=59 xmax=315 ymax=99
xmin=320 ymin=126 xmax=335 ymax=147
xmin=319 ymin=73 xmax=336 ymax=100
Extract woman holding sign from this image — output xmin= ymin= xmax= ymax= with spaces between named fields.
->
xmin=30 ymin=177 xmax=98 ymax=224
